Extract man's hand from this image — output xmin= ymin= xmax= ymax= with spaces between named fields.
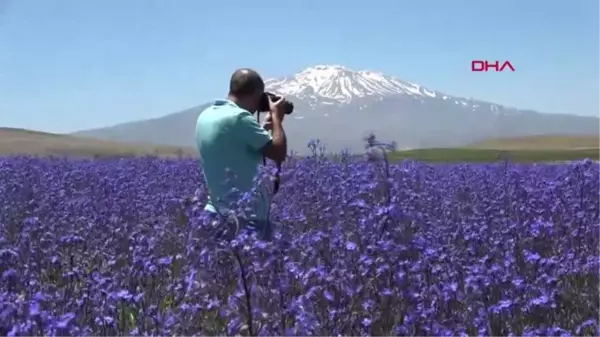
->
xmin=262 ymin=113 xmax=274 ymax=131
xmin=260 ymin=94 xmax=288 ymax=163
xmin=269 ymin=95 xmax=287 ymax=122
xmin=262 ymin=112 xmax=283 ymax=131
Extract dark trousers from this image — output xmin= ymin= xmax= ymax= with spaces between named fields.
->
xmin=205 ymin=212 xmax=273 ymax=242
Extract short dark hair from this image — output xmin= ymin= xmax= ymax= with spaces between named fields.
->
xmin=228 ymin=68 xmax=265 ymax=96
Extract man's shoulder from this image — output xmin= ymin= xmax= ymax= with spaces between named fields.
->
xmin=198 ymin=100 xmax=252 ymax=124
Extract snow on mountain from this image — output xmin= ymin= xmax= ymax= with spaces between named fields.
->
xmin=265 ymin=64 xmax=436 ymax=102
xmin=264 ymin=64 xmax=490 ymax=112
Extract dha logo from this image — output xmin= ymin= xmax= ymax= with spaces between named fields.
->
xmin=471 ymin=60 xmax=515 ymax=72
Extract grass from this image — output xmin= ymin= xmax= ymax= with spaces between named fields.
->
xmin=467 ymin=134 xmax=599 ymax=150
xmin=387 ymin=148 xmax=599 ymax=163
xmin=388 ymin=135 xmax=599 ymax=163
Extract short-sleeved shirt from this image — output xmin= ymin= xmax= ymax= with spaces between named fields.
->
xmin=195 ymin=99 xmax=273 ymax=221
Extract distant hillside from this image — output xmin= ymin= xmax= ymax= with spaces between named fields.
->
xmin=468 ymin=134 xmax=599 ymax=150
xmin=0 ymin=127 xmax=197 ymax=157
xmin=1 ymin=127 xmax=597 ymax=164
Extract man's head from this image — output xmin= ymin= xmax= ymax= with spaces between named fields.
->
xmin=228 ymin=68 xmax=265 ymax=113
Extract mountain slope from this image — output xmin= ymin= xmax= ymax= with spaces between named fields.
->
xmin=0 ymin=127 xmax=196 ymax=157
xmin=74 ymin=105 xmax=209 ymax=147
xmin=73 ymin=65 xmax=599 ymax=154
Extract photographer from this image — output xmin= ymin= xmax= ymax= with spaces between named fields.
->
xmin=195 ymin=68 xmax=288 ymax=241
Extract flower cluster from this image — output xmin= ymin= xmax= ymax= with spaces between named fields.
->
xmin=0 ymin=155 xmax=598 ymax=336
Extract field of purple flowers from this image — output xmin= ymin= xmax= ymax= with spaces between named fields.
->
xmin=0 ymin=155 xmax=599 ymax=336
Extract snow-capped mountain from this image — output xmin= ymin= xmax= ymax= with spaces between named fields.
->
xmin=73 ymin=64 xmax=599 ymax=154
xmin=265 ymin=64 xmax=432 ymax=103
xmin=264 ymin=64 xmax=510 ymax=115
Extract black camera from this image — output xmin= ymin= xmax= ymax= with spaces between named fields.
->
xmin=258 ymin=92 xmax=294 ymax=115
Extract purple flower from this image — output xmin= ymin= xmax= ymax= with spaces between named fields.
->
xmin=0 ymin=156 xmax=597 ymax=335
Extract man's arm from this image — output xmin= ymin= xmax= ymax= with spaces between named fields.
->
xmin=235 ymin=112 xmax=287 ymax=162
xmin=265 ymin=114 xmax=287 ymax=162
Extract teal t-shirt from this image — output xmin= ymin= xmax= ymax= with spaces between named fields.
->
xmin=195 ymin=100 xmax=273 ymax=221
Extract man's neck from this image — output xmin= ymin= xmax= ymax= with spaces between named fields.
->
xmin=227 ymin=94 xmax=242 ymax=106
xmin=227 ymin=95 xmax=251 ymax=112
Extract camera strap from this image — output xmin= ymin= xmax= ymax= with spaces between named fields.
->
xmin=257 ymin=112 xmax=281 ymax=195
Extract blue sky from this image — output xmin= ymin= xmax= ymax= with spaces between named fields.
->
xmin=0 ymin=0 xmax=598 ymax=133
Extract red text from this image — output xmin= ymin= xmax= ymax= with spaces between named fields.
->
xmin=471 ymin=60 xmax=515 ymax=72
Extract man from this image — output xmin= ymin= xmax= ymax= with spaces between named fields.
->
xmin=195 ymin=68 xmax=288 ymax=241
